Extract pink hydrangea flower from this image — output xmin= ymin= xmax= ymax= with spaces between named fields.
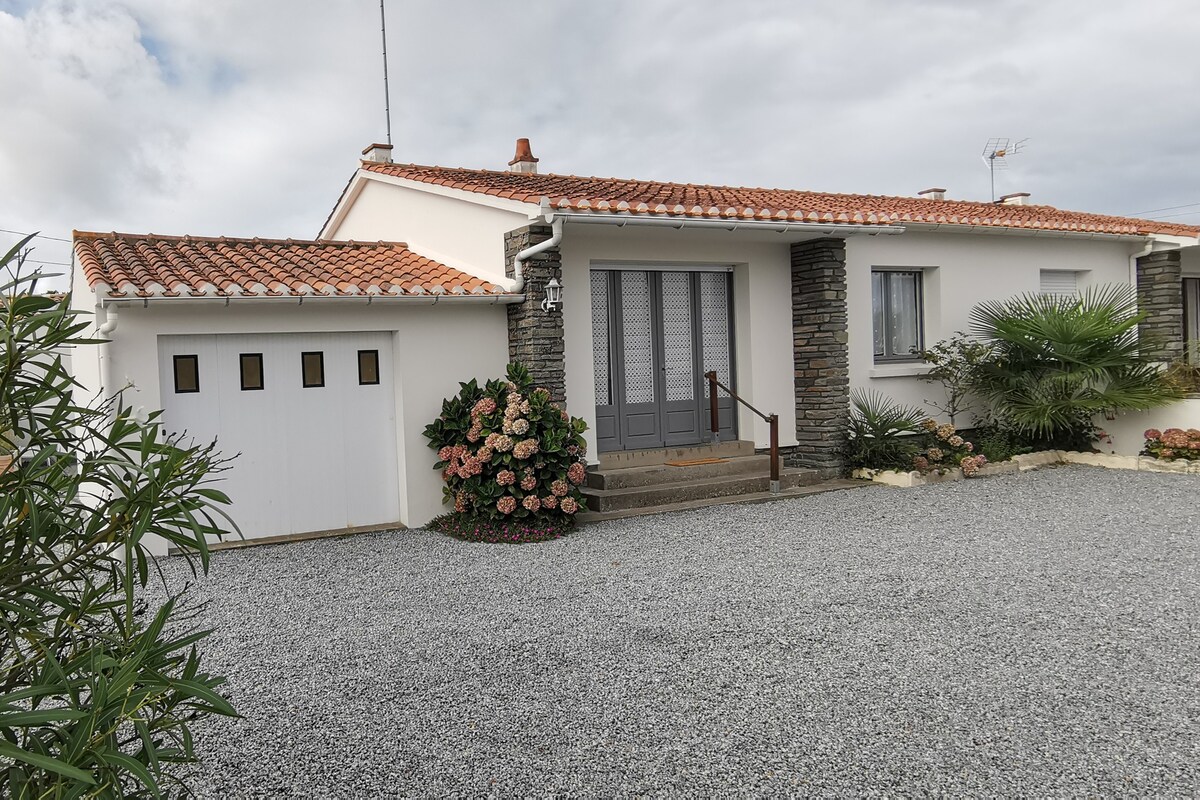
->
xmin=541 ymin=495 xmax=558 ymax=510
xmin=496 ymin=470 xmax=516 ymax=486
xmin=496 ymin=496 xmax=516 ymax=515
xmin=522 ymin=495 xmax=541 ymax=512
xmin=551 ymin=479 xmax=569 ymax=497
xmin=948 ymin=435 xmax=964 ymax=448
xmin=567 ymin=462 xmax=586 ymax=486
xmin=513 ymin=438 xmax=540 ymax=460
xmin=438 ymin=446 xmax=454 ymax=462
xmin=511 ymin=418 xmax=530 ymax=435
xmin=560 ymin=497 xmax=579 ymax=514
xmin=520 ymin=474 xmax=537 ymax=491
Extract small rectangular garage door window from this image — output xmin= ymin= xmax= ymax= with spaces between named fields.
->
xmin=173 ymin=355 xmax=199 ymax=393
xmin=358 ymin=350 xmax=380 ymax=385
xmin=301 ymin=351 xmax=325 ymax=388
xmin=240 ymin=353 xmax=264 ymax=391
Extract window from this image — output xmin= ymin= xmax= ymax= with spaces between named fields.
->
xmin=301 ymin=351 xmax=325 ymax=388
xmin=1040 ymin=269 xmax=1078 ymax=298
xmin=240 ymin=353 xmax=264 ymax=391
xmin=173 ymin=354 xmax=199 ymax=393
xmin=358 ymin=349 xmax=380 ymax=385
xmin=871 ymin=270 xmax=923 ymax=361
xmin=1185 ymin=278 xmax=1200 ymax=363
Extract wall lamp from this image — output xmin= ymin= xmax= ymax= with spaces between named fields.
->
xmin=540 ymin=276 xmax=563 ymax=312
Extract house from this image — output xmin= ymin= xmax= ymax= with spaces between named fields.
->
xmin=70 ymin=139 xmax=1200 ymax=550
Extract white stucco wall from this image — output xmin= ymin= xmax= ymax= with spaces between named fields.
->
xmin=559 ymin=224 xmax=798 ymax=457
xmin=846 ymin=231 xmax=1142 ymax=420
xmin=1098 ymin=398 xmax=1200 ymax=456
xmin=327 ymin=177 xmax=530 ymax=284
xmin=1183 ymin=245 xmax=1200 ymax=277
xmin=85 ymin=299 xmax=510 ymax=552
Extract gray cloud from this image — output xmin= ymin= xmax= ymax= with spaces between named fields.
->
xmin=3 ymin=0 xmax=1198 ymax=287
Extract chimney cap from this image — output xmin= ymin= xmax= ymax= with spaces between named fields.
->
xmin=509 ymin=137 xmax=539 ymax=167
xmin=999 ymin=191 xmax=1032 ymax=205
xmin=361 ymin=143 xmax=394 ymax=164
xmin=918 ymin=187 xmax=947 ymax=196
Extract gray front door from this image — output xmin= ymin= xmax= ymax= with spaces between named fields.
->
xmin=591 ymin=269 xmax=736 ymax=453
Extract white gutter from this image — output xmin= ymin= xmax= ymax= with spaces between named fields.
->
xmin=554 ymin=212 xmax=905 ymax=237
xmin=904 ymin=222 xmax=1150 ymax=243
xmin=500 ymin=217 xmax=563 ymax=293
xmin=99 ymin=293 xmax=524 ymax=307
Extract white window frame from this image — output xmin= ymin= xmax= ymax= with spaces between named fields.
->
xmin=1039 ymin=269 xmax=1079 ymax=298
xmin=871 ymin=268 xmax=925 ymax=363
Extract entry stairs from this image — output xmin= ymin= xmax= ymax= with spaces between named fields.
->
xmin=577 ymin=440 xmax=865 ymax=523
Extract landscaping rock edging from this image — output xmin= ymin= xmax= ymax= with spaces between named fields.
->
xmin=853 ymin=450 xmax=1198 ymax=487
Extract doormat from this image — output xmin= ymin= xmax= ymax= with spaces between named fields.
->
xmin=664 ymin=457 xmax=729 ymax=467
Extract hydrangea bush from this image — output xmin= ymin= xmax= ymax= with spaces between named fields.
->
xmin=1142 ymin=428 xmax=1200 ymax=461
xmin=913 ymin=418 xmax=989 ymax=477
xmin=423 ymin=363 xmax=589 ymax=539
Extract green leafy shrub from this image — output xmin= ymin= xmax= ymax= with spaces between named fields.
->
xmin=967 ymin=285 xmax=1183 ymax=450
xmin=965 ymin=420 xmax=1036 ymax=463
xmin=1142 ymin=427 xmax=1200 ymax=460
xmin=844 ymin=390 xmax=925 ymax=471
xmin=1 ymin=237 xmax=237 ymax=795
xmin=917 ymin=332 xmax=992 ymax=425
xmin=423 ymin=363 xmax=589 ymax=533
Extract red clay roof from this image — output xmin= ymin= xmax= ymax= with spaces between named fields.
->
xmin=363 ymin=162 xmax=1200 ymax=238
xmin=74 ymin=232 xmax=508 ymax=298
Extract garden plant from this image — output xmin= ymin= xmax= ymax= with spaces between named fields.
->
xmin=843 ymin=390 xmax=926 ymax=471
xmin=967 ymin=285 xmax=1183 ymax=450
xmin=424 ymin=362 xmax=589 ymax=543
xmin=0 ymin=236 xmax=237 ymax=796
xmin=1142 ymin=428 xmax=1200 ymax=461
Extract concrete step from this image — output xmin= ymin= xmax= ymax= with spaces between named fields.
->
xmin=580 ymin=467 xmax=822 ymax=514
xmin=586 ymin=454 xmax=774 ymax=490
xmin=577 ymin=479 xmax=874 ymax=524
xmin=597 ymin=440 xmax=755 ymax=470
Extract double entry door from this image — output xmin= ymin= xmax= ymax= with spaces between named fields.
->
xmin=591 ymin=268 xmax=736 ymax=452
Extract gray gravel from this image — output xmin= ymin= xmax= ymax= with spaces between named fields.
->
xmin=147 ymin=466 xmax=1200 ymax=797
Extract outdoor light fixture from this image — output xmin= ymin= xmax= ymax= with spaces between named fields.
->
xmin=541 ymin=276 xmax=563 ymax=312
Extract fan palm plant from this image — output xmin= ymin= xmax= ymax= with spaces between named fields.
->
xmin=967 ymin=284 xmax=1183 ymax=449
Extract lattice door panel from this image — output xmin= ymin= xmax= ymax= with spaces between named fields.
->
xmin=660 ymin=272 xmax=695 ymax=402
xmin=620 ymin=271 xmax=655 ymax=405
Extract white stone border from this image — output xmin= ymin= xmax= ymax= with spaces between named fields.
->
xmin=852 ymin=451 xmax=1199 ymax=487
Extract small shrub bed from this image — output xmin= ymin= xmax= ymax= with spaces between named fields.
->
xmin=913 ymin=418 xmax=989 ymax=477
xmin=427 ymin=512 xmax=572 ymax=544
xmin=423 ymin=363 xmax=589 ymax=543
xmin=1143 ymin=428 xmax=1200 ymax=461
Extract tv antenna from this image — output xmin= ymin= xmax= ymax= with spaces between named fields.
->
xmin=981 ymin=137 xmax=1029 ymax=201
xmin=380 ymin=0 xmax=392 ymax=146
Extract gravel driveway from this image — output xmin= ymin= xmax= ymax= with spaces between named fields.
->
xmin=152 ymin=466 xmax=1200 ymax=797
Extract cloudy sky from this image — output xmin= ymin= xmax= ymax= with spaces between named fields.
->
xmin=2 ymin=0 xmax=1198 ymax=287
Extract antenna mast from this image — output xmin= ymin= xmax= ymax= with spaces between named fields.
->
xmin=380 ymin=0 xmax=392 ymax=146
xmin=981 ymin=138 xmax=1029 ymax=201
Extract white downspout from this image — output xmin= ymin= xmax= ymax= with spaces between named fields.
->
xmin=96 ymin=304 xmax=119 ymax=399
xmin=502 ymin=216 xmax=562 ymax=293
xmin=1130 ymin=237 xmax=1155 ymax=295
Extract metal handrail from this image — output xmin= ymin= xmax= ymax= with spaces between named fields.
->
xmin=704 ymin=371 xmax=781 ymax=494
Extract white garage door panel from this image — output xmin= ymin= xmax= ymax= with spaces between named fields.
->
xmin=158 ymin=333 xmax=400 ymax=542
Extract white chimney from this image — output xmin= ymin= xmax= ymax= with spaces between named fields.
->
xmin=361 ymin=143 xmax=394 ymax=164
xmin=917 ymin=187 xmax=947 ymax=201
xmin=999 ymin=192 xmax=1032 ymax=206
xmin=509 ymin=138 xmax=539 ymax=174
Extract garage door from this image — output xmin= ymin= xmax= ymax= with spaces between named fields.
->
xmin=158 ymin=332 xmax=401 ymax=542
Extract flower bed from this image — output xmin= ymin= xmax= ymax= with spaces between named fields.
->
xmin=1142 ymin=428 xmax=1200 ymax=462
xmin=424 ymin=363 xmax=589 ymax=542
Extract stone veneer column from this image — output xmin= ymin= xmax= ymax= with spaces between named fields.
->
xmin=789 ymin=238 xmax=849 ymax=471
xmin=504 ymin=224 xmax=566 ymax=403
xmin=1136 ymin=250 xmax=1184 ymax=362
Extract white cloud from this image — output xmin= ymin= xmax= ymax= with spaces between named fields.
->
xmin=2 ymin=0 xmax=1198 ymax=288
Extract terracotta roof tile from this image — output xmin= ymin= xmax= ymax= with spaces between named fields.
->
xmin=363 ymin=162 xmax=1200 ymax=239
xmin=74 ymin=232 xmax=508 ymax=298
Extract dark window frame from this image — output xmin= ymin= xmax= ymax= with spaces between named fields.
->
xmin=358 ymin=349 xmax=380 ymax=385
xmin=871 ymin=269 xmax=925 ymax=363
xmin=301 ymin=351 xmax=325 ymax=388
xmin=239 ymin=353 xmax=265 ymax=391
xmin=1185 ymin=277 xmax=1200 ymax=362
xmin=172 ymin=354 xmax=200 ymax=394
